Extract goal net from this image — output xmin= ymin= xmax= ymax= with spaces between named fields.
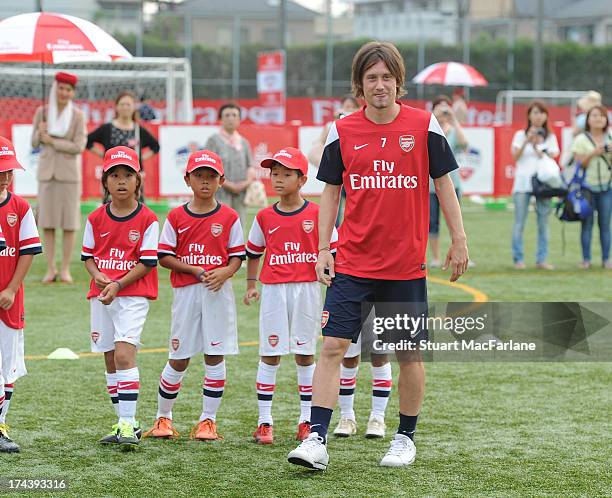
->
xmin=0 ymin=57 xmax=193 ymax=124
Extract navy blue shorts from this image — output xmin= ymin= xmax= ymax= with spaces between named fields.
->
xmin=322 ymin=273 xmax=428 ymax=344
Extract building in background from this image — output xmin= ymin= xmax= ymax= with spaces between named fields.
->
xmin=348 ymin=0 xmax=460 ymax=45
xmin=95 ymin=0 xmax=143 ymax=35
xmin=470 ymin=0 xmax=612 ymax=46
xmin=2 ymin=0 xmax=99 ymax=19
xmin=169 ymin=0 xmax=318 ymax=47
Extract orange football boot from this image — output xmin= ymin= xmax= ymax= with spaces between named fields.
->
xmin=296 ymin=422 xmax=311 ymax=441
xmin=144 ymin=417 xmax=179 ymax=439
xmin=253 ymin=423 xmax=274 ymax=444
xmin=191 ymin=419 xmax=221 ymax=441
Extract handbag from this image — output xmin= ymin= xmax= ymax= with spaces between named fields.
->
xmin=556 ymin=165 xmax=593 ymax=222
xmin=532 ymin=155 xmax=567 ymax=198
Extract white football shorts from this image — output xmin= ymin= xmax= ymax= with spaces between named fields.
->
xmin=169 ymin=281 xmax=239 ymax=359
xmin=259 ymin=282 xmax=321 ymax=356
xmin=90 ymin=296 xmax=149 ymax=353
xmin=0 ymin=321 xmax=27 ymax=384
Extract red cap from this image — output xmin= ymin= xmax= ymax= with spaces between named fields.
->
xmin=55 ymin=71 xmax=78 ymax=87
xmin=103 ymin=146 xmax=140 ymax=173
xmin=0 ymin=136 xmax=25 ymax=172
xmin=185 ymin=150 xmax=224 ymax=176
xmin=260 ymin=147 xmax=308 ymax=176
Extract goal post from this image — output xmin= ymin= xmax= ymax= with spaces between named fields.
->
xmin=0 ymin=57 xmax=193 ymax=123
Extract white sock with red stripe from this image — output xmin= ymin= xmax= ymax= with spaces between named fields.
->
xmin=371 ymin=363 xmax=392 ymax=418
xmin=338 ymin=366 xmax=358 ymax=421
xmin=200 ymin=361 xmax=225 ymax=422
xmin=116 ymin=367 xmax=140 ymax=426
xmin=157 ymin=363 xmax=186 ymax=420
xmin=297 ymin=363 xmax=315 ymax=423
xmin=256 ymin=361 xmax=278 ymax=425
xmin=105 ymin=372 xmax=119 ymax=417
xmin=0 ymin=384 xmax=14 ymax=424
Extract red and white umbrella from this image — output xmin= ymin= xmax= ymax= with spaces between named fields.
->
xmin=0 ymin=12 xmax=131 ymax=63
xmin=412 ymin=62 xmax=488 ymax=87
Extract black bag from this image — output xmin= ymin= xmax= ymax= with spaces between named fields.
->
xmin=531 ymin=174 xmax=568 ymax=198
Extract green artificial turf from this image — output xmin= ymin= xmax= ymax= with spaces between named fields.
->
xmin=1 ymin=198 xmax=610 ymax=497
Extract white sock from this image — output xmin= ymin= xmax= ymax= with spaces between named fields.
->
xmin=256 ymin=361 xmax=278 ymax=425
xmin=105 ymin=372 xmax=119 ymax=417
xmin=371 ymin=363 xmax=392 ymax=419
xmin=157 ymin=363 xmax=186 ymax=420
xmin=297 ymin=363 xmax=315 ymax=423
xmin=116 ymin=367 xmax=139 ymax=426
xmin=0 ymin=383 xmax=13 ymax=424
xmin=0 ymin=383 xmax=5 ymax=424
xmin=338 ymin=366 xmax=358 ymax=421
xmin=200 ymin=361 xmax=226 ymax=422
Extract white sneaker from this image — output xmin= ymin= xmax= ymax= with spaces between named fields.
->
xmin=365 ymin=415 xmax=386 ymax=438
xmin=287 ymin=432 xmax=329 ymax=471
xmin=333 ymin=417 xmax=357 ymax=437
xmin=380 ymin=434 xmax=416 ymax=467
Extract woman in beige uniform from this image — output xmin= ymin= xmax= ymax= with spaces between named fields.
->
xmin=31 ymin=72 xmax=86 ymax=283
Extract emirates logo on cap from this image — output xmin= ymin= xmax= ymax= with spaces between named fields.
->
xmin=195 ymin=154 xmax=216 ymax=163
xmin=0 ymin=146 xmax=14 ymax=157
xmin=275 ymin=149 xmax=293 ymax=159
xmin=111 ymin=150 xmax=133 ymax=161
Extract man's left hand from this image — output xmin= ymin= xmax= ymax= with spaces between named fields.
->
xmin=442 ymin=238 xmax=469 ymax=282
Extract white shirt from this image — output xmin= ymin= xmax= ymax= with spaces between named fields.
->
xmin=511 ymin=130 xmax=560 ymax=193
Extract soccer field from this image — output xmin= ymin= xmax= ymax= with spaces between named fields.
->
xmin=2 ymin=199 xmax=610 ymax=497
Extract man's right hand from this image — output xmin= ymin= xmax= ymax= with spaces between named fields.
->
xmin=316 ymin=249 xmax=335 ymax=287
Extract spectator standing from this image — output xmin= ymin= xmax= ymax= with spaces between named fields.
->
xmin=573 ymin=91 xmax=602 ymax=136
xmin=31 ymin=72 xmax=86 ymax=284
xmin=205 ymin=103 xmax=256 ymax=226
xmin=510 ymin=101 xmax=560 ymax=270
xmin=571 ymin=105 xmax=612 ymax=269
xmin=87 ymin=91 xmax=160 ymax=200
xmin=451 ymin=88 xmax=468 ymax=125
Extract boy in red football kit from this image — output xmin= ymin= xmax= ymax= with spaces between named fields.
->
xmin=244 ymin=147 xmax=338 ymax=444
xmin=0 ymin=137 xmax=42 ymax=453
xmin=81 ymin=146 xmax=159 ymax=450
xmin=146 ymin=150 xmax=245 ymax=441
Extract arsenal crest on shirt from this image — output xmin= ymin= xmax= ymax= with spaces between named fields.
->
xmin=128 ymin=229 xmax=140 ymax=243
xmin=6 ymin=213 xmax=17 ymax=227
xmin=302 ymin=220 xmax=314 ymax=233
xmin=399 ymin=135 xmax=415 ymax=152
xmin=171 ymin=337 xmax=180 ymax=351
xmin=211 ymin=223 xmax=223 ymax=237
xmin=268 ymin=334 xmax=279 ymax=347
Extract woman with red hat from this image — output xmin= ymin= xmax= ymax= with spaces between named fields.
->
xmin=31 ymin=71 xmax=86 ymax=284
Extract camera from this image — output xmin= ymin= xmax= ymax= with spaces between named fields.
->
xmin=604 ymin=144 xmax=611 ymax=153
xmin=536 ymin=128 xmax=546 ymax=137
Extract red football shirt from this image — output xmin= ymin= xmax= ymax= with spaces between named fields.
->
xmin=0 ymin=192 xmax=43 ymax=329
xmin=81 ymin=203 xmax=159 ymax=299
xmin=246 ymin=200 xmax=338 ymax=284
xmin=317 ymin=103 xmax=458 ymax=280
xmin=158 ymin=203 xmax=245 ymax=288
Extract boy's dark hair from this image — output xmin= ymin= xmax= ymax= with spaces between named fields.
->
xmin=101 ymin=165 xmax=142 ymax=201
xmin=218 ymin=102 xmax=241 ymax=120
xmin=270 ymin=161 xmax=303 ymax=177
xmin=185 ymin=166 xmax=223 ymax=178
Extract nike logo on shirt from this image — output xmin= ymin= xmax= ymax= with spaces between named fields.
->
xmin=100 ymin=232 xmax=110 ymax=238
xmin=354 ymin=143 xmax=368 ymax=150
xmin=178 ymin=226 xmax=191 ymax=234
xmin=268 ymin=226 xmax=280 ymax=234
